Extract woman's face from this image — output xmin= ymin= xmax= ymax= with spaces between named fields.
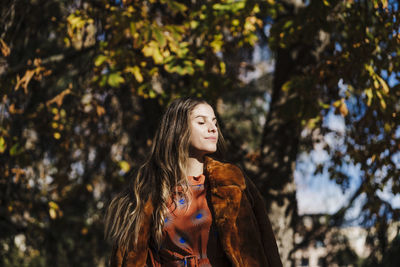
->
xmin=188 ymin=103 xmax=218 ymax=158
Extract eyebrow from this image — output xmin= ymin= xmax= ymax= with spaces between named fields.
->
xmin=194 ymin=115 xmax=217 ymax=121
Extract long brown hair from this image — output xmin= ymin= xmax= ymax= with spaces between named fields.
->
xmin=104 ymin=97 xmax=226 ymax=251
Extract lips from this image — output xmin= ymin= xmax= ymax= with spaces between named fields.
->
xmin=205 ymin=137 xmax=217 ymax=141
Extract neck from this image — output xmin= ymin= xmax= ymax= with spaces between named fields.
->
xmin=187 ymin=155 xmax=205 ymax=177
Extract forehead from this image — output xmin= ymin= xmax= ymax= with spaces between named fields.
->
xmin=190 ymin=103 xmax=216 ymax=118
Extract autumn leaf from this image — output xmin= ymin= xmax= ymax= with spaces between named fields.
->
xmin=0 ymin=38 xmax=10 ymax=57
xmin=107 ymin=73 xmax=125 ymax=87
xmin=46 ymin=88 xmax=72 ymax=107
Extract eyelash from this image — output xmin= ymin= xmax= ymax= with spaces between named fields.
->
xmin=198 ymin=122 xmax=217 ymax=126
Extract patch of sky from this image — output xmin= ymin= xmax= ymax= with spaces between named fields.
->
xmin=100 ymin=162 xmax=106 ymax=172
xmin=389 ymin=0 xmax=399 ymax=12
xmin=343 ymin=193 xmax=367 ymax=226
xmin=378 ymin=182 xmax=400 ymax=209
xmin=252 ymin=43 xmax=272 ymax=63
xmin=101 ymin=67 xmax=109 ymax=75
xmin=323 ymin=109 xmax=345 ymax=134
xmin=381 ymin=69 xmax=399 ymax=87
xmin=0 ymin=103 xmax=10 ymax=121
xmin=296 ymin=106 xmax=366 ymax=218
xmin=88 ymin=147 xmax=96 ymax=163
xmin=240 ymin=44 xmax=274 ymax=83
xmin=97 ymin=32 xmax=106 ymax=41
xmin=74 ymin=125 xmax=81 ymax=135
xmin=334 ymin=42 xmax=342 ymax=53
xmin=70 ymin=161 xmax=84 ymax=180
xmin=262 ymin=91 xmax=271 ymax=113
xmin=263 ymin=16 xmax=274 ymax=26
xmin=395 ymin=125 xmax=400 ymax=140
xmin=337 ymin=79 xmax=368 ymax=123
xmin=351 ymin=97 xmax=367 ymax=123
xmin=295 ymin=155 xmax=362 ymax=216
xmin=263 ymin=24 xmax=271 ymax=38
xmin=337 ymin=79 xmax=347 ymax=98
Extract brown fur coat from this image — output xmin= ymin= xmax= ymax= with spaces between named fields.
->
xmin=110 ymin=156 xmax=282 ymax=267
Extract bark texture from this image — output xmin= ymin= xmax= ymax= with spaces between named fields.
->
xmin=258 ymin=1 xmax=330 ymax=265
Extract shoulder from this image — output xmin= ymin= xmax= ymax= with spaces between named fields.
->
xmin=204 ymin=156 xmax=246 ymax=190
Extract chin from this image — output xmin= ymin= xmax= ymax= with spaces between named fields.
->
xmin=190 ymin=144 xmax=217 ymax=157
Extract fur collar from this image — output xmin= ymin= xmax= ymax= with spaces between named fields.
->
xmin=204 ymin=156 xmax=246 ymax=266
xmin=204 ymin=156 xmax=246 ymax=189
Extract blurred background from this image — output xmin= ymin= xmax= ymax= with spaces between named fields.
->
xmin=1 ymin=0 xmax=399 ymax=266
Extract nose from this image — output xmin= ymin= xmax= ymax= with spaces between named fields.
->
xmin=208 ymin=122 xmax=217 ymax=132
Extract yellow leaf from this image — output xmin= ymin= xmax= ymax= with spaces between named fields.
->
xmin=339 ymin=99 xmax=348 ymax=117
xmin=119 ymin=160 xmax=131 ymax=172
xmin=0 ymin=38 xmax=10 ymax=57
xmin=142 ymin=41 xmax=164 ymax=64
xmin=210 ymin=34 xmax=223 ymax=53
xmin=0 ymin=136 xmax=6 ymax=153
xmin=380 ymin=98 xmax=386 ymax=109
xmin=220 ymin=62 xmax=226 ymax=74
xmin=126 ymin=66 xmax=144 ymax=83
xmin=365 ymin=88 xmax=373 ymax=106
xmin=282 ymin=80 xmax=293 ymax=92
xmin=384 ymin=123 xmax=391 ymax=133
xmin=49 ymin=201 xmax=59 ymax=210
xmin=252 ymin=4 xmax=260 ymax=13
xmin=332 ymin=99 xmax=341 ymax=108
xmin=377 ymin=76 xmax=389 ymax=94
xmin=94 ymin=55 xmax=107 ymax=67
xmin=81 ymin=227 xmax=88 ymax=235
xmin=46 ymin=88 xmax=71 ymax=107
xmin=96 ymin=105 xmax=106 ymax=116
xmin=168 ymin=1 xmax=187 ymax=13
xmin=195 ymin=59 xmax=205 ymax=68
xmin=153 ymin=27 xmax=166 ymax=47
xmin=108 ymin=73 xmax=125 ymax=87
xmin=14 ymin=69 xmax=35 ymax=94
xmin=86 ymin=184 xmax=93 ymax=192
xmin=49 ymin=208 xmax=57 ymax=219
xmin=53 ymin=132 xmax=61 ymax=139
xmin=190 ymin=20 xmax=199 ymax=29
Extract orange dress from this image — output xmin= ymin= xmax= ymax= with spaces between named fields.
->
xmin=147 ymin=174 xmax=231 ymax=267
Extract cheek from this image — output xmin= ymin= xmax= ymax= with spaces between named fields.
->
xmin=190 ymin=132 xmax=203 ymax=146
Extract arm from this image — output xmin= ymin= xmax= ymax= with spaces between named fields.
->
xmin=244 ymin=176 xmax=283 ymax=267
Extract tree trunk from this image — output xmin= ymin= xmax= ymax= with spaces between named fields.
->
xmin=258 ymin=46 xmax=301 ymax=266
xmin=257 ymin=1 xmax=329 ymax=265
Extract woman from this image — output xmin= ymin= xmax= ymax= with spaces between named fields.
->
xmin=105 ymin=97 xmax=282 ymax=267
